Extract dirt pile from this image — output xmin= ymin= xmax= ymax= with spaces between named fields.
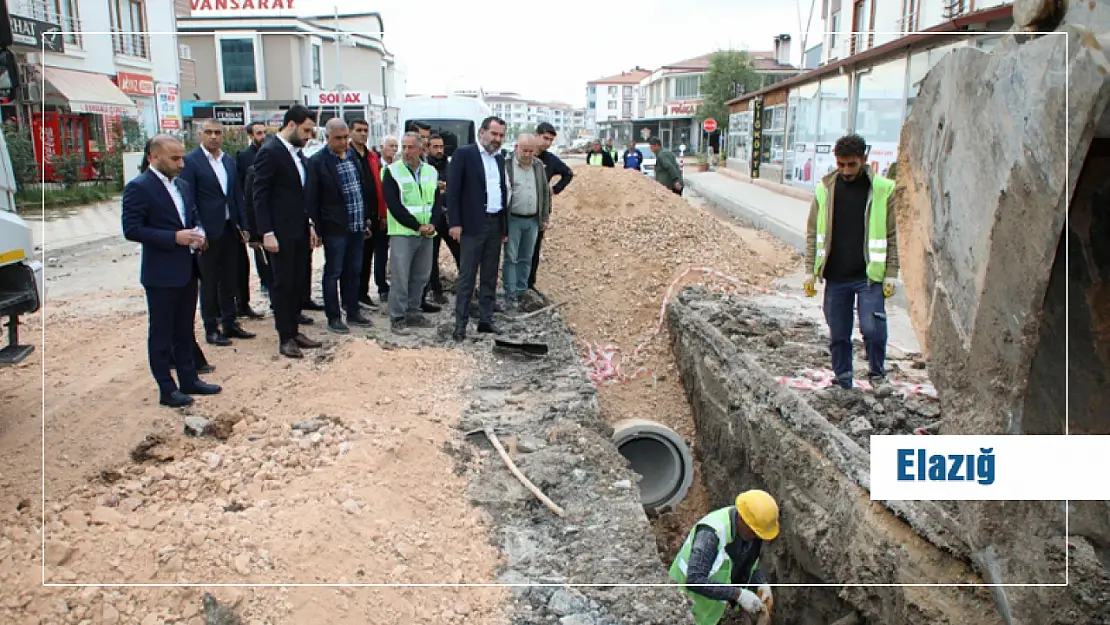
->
xmin=698 ymin=293 xmax=941 ymax=449
xmin=538 ymin=165 xmax=797 ymax=558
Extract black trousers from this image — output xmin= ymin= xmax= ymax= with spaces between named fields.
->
xmin=145 ymin=275 xmax=200 ymax=395
xmin=300 ymin=245 xmax=314 ymax=306
xmin=198 ymin=223 xmax=239 ymax=333
xmin=235 ymin=239 xmax=250 ymax=309
xmin=455 ymin=213 xmax=502 ymax=326
xmin=359 ymin=227 xmax=391 ymax=299
xmin=426 ymin=212 xmax=461 ymax=296
xmin=528 ymin=228 xmax=545 ymax=289
xmin=270 ymin=236 xmax=309 ymax=342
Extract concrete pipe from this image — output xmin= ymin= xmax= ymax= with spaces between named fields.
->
xmin=611 ymin=418 xmax=695 ymax=513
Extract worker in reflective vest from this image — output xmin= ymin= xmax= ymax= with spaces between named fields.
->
xmin=670 ymin=490 xmax=779 ymax=624
xmin=381 ymin=132 xmax=439 ymax=334
xmin=586 ymin=141 xmax=613 ymax=167
xmin=803 ymin=133 xmax=900 ymax=391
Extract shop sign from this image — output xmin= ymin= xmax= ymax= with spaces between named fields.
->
xmin=750 ymin=99 xmax=764 ymax=179
xmin=8 ymin=14 xmax=64 ymax=53
xmin=71 ymin=102 xmax=136 ymax=116
xmin=116 ymin=72 xmax=154 ymax=97
xmin=156 ymin=83 xmax=181 ymax=130
xmin=191 ymin=0 xmax=296 ymax=12
xmin=306 ymin=89 xmax=369 ymax=107
xmin=668 ymin=101 xmax=696 ymax=116
xmin=213 ymin=105 xmax=245 ymax=125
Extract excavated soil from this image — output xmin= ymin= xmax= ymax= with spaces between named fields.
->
xmin=701 ymin=294 xmax=942 ymax=449
xmin=538 ymin=166 xmax=797 ymax=559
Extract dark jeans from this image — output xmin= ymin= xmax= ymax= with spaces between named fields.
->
xmin=145 ymin=276 xmax=200 ymax=395
xmin=270 ymin=236 xmax=309 ymax=342
xmin=198 ymin=223 xmax=239 ymax=332
xmin=455 ymin=213 xmax=502 ymax=327
xmin=322 ymin=231 xmax=365 ymax=320
xmin=528 ymin=227 xmax=544 ymax=289
xmin=427 ymin=212 xmax=461 ymax=296
xmin=360 ymin=227 xmax=391 ymax=298
xmin=823 ymin=278 xmax=888 ymax=386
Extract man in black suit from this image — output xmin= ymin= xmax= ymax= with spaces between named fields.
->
xmin=121 ymin=135 xmax=222 ymax=408
xmin=252 ymin=105 xmax=324 ymax=359
xmin=234 ymin=121 xmax=271 ymax=313
xmin=179 ymin=118 xmax=256 ymax=346
xmin=446 ymin=116 xmax=509 ymax=340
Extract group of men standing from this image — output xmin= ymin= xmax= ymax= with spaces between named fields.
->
xmin=122 ymin=107 xmax=573 ymax=405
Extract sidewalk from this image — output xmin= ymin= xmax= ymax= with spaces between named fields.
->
xmin=683 ymin=171 xmax=811 ymax=252
xmin=684 ymin=170 xmax=920 ymax=354
xmin=24 ymin=199 xmax=123 ymax=253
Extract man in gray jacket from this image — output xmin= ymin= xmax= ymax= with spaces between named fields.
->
xmin=502 ymin=134 xmax=551 ymax=309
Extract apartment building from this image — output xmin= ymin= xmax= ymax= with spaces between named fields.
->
xmin=584 ymin=67 xmax=650 ymax=134
xmin=725 ymin=0 xmax=1012 ymax=188
xmin=4 ymin=0 xmax=181 ymax=180
xmin=175 ymin=3 xmax=404 ymax=144
xmin=486 ymin=94 xmax=582 ymax=147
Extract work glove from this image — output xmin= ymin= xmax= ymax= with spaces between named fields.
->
xmin=882 ymin=278 xmax=897 ymax=298
xmin=736 ymin=588 xmax=765 ymax=615
xmin=803 ymin=276 xmax=817 ymax=298
xmin=757 ymin=584 xmax=774 ymax=614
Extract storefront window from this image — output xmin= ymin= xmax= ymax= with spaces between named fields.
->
xmin=853 ymin=56 xmax=906 ymax=177
xmin=727 ymin=111 xmax=751 ymax=165
xmin=760 ymin=104 xmax=785 ymax=165
xmin=788 ymin=81 xmax=819 ymax=186
xmin=817 ymin=75 xmax=849 ymax=143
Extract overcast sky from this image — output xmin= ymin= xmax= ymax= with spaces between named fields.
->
xmin=305 ymin=0 xmax=822 ymax=107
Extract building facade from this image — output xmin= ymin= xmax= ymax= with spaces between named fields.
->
xmin=3 ymin=0 xmax=181 ymax=180
xmin=584 ymin=67 xmax=650 ymax=134
xmin=725 ymin=1 xmax=1012 ymax=189
xmin=176 ymin=5 xmax=403 ymax=145
xmin=486 ymin=94 xmax=579 ymax=146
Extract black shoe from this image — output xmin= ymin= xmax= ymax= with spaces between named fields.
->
xmin=302 ymin=301 xmax=326 ymax=311
xmin=477 ymin=322 xmax=503 ymax=335
xmin=452 ymin=326 xmax=466 ymax=341
xmin=223 ymin=323 xmax=256 ymax=339
xmin=181 ymin=380 xmax=222 ymax=395
xmin=406 ymin=315 xmax=433 ymax=328
xmin=159 ymin=390 xmax=194 ymax=408
xmin=380 ymin=292 xmax=389 ymax=303
xmin=420 ymin=301 xmax=442 ymax=313
xmin=197 ymin=364 xmax=216 ymax=375
xmin=347 ymin=313 xmax=373 ymax=327
xmin=237 ymin=306 xmax=264 ymax=319
xmin=359 ymin=295 xmax=379 ymax=309
xmin=294 ymin=333 xmax=323 ymax=349
xmin=206 ymin=331 xmax=232 ymax=346
xmin=297 ymin=314 xmax=315 ymax=325
xmin=280 ymin=339 xmax=303 ymax=359
xmin=432 ymin=291 xmax=448 ymax=305
xmin=391 ymin=318 xmax=409 ymax=335
xmin=328 ymin=318 xmax=350 ymax=334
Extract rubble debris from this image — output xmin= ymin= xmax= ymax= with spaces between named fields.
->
xmin=130 ymin=434 xmax=173 ymax=464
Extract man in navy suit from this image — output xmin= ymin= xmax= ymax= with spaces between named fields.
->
xmin=122 ymin=135 xmax=222 ymax=408
xmin=446 ymin=116 xmax=509 ymax=340
xmin=179 ymin=118 xmax=256 ymax=347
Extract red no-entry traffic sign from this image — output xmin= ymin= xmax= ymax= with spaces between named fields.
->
xmin=702 ymin=118 xmax=717 ymax=133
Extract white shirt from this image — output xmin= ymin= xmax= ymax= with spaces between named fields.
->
xmin=150 ymin=167 xmax=186 ymax=226
xmin=276 ymin=134 xmax=306 ymax=186
xmin=478 ymin=144 xmax=503 ymax=213
xmin=204 ymin=148 xmax=230 ymax=219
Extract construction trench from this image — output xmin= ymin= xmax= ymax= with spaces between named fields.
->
xmin=463 ymin=13 xmax=1110 ymax=625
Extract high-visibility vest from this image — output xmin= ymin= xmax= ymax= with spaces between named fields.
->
xmin=386 ymin=160 xmax=437 ymax=237
xmin=669 ymin=507 xmax=761 ymax=625
xmin=813 ymin=174 xmax=894 ymax=283
xmin=587 ymin=152 xmax=604 ymax=166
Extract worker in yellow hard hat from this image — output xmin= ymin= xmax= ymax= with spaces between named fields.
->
xmin=669 ymin=490 xmax=779 ymax=625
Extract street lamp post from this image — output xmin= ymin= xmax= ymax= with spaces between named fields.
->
xmin=334 ymin=6 xmax=344 ymax=121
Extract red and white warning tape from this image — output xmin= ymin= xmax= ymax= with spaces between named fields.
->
xmin=579 ymin=265 xmax=922 ymax=390
xmin=772 ymin=367 xmax=937 ymax=398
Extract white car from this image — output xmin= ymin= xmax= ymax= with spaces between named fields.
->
xmin=634 ymin=143 xmax=657 ymax=178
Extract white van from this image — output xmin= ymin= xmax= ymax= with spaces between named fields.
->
xmin=0 ymin=128 xmax=44 ymax=365
xmin=399 ymin=95 xmax=493 ymax=158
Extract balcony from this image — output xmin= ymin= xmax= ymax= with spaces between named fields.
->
xmin=112 ymin=28 xmax=149 ymax=60
xmin=10 ymin=0 xmax=84 ymax=48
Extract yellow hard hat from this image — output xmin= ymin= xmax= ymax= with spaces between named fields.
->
xmin=735 ymin=490 xmax=780 ymax=541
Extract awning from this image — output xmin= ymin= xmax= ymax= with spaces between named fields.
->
xmin=43 ymin=67 xmax=139 ymax=116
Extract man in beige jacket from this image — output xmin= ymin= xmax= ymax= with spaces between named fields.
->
xmin=803 ymin=134 xmax=899 ymax=390
xmin=502 ymin=134 xmax=551 ymax=310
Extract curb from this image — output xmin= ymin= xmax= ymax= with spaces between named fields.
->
xmin=684 ymin=175 xmax=806 ymax=253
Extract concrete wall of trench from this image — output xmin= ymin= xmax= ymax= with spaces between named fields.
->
xmin=666 ymin=289 xmax=1005 ymax=625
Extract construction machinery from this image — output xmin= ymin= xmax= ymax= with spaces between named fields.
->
xmin=0 ymin=125 xmax=43 ymax=366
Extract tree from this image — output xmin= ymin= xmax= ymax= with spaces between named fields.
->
xmin=698 ymin=49 xmax=762 ymax=136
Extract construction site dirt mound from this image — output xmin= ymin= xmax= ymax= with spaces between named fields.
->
xmin=539 ymin=165 xmax=798 ymax=558
xmin=701 ymin=295 xmax=941 ymax=448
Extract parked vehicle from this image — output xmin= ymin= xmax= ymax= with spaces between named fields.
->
xmin=0 ymin=128 xmax=44 ymax=365
xmin=634 ymin=143 xmax=657 ymax=178
xmin=399 ymin=95 xmax=493 ymax=158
